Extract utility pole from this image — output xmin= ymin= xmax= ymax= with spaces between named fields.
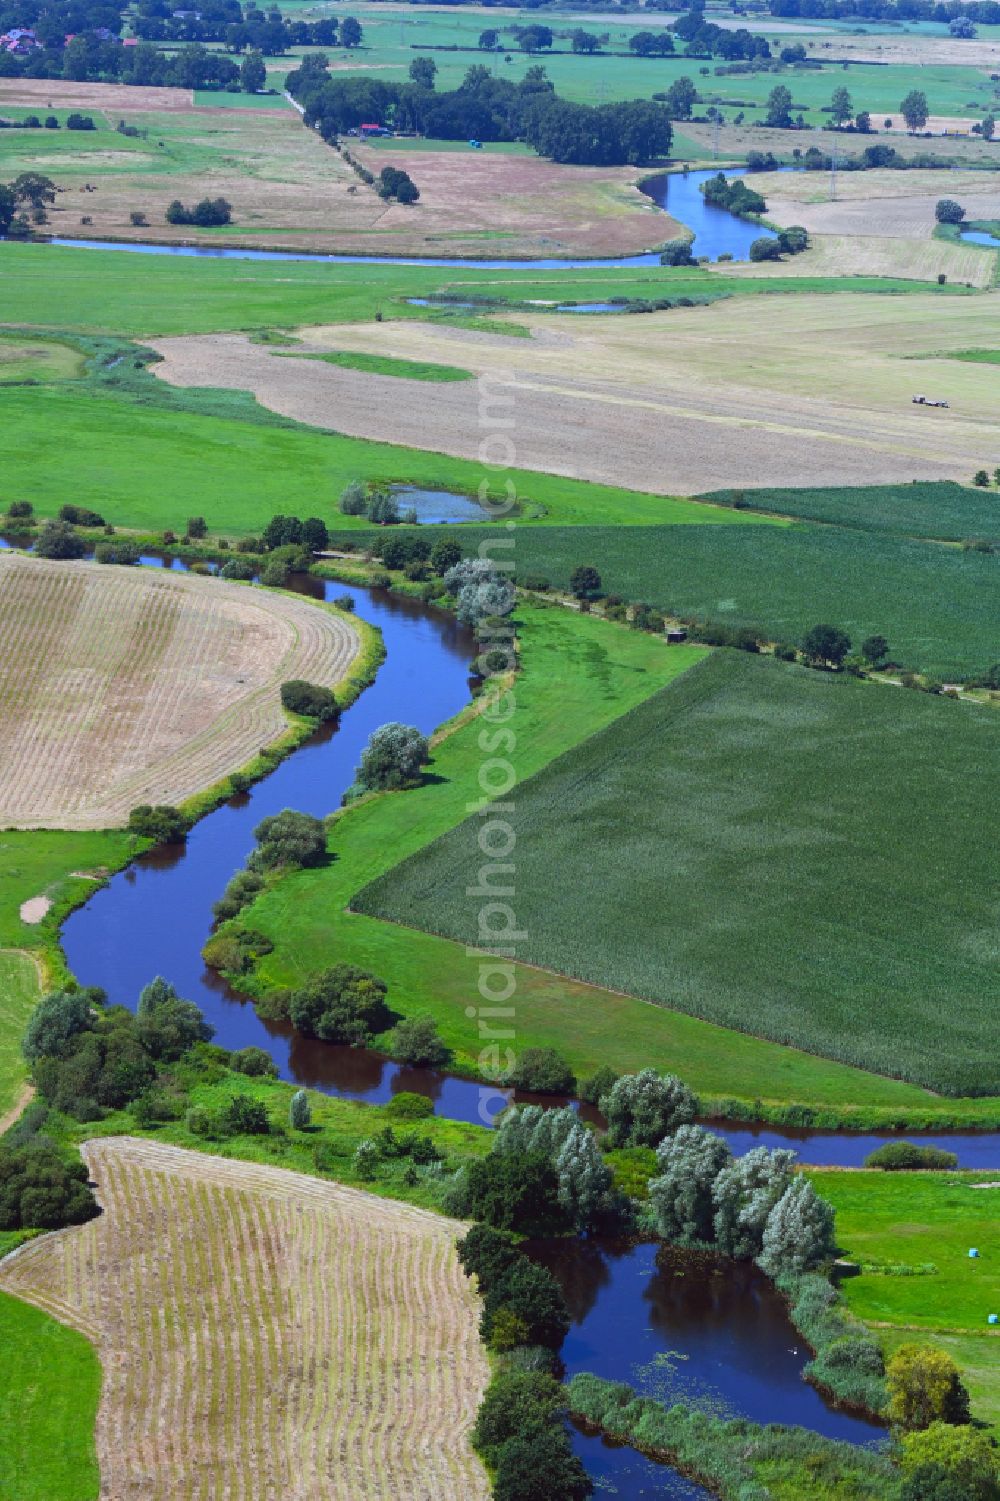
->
xmin=829 ymin=145 xmax=837 ymax=201
xmin=712 ymin=113 xmax=720 ymax=159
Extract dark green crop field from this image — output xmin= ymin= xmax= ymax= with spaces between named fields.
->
xmin=356 ymin=651 xmax=1000 ymax=1095
xmin=361 ymin=520 xmax=997 ymax=680
xmin=699 ymin=481 xmax=1000 ymax=544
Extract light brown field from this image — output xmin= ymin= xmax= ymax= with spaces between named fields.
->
xmin=148 ymin=290 xmax=1000 ymax=493
xmin=0 ymin=1137 xmax=489 ymax=1501
xmin=0 ymin=554 xmax=359 ymax=829
xmin=751 ymin=166 xmax=1000 ymax=244
xmin=0 ymin=79 xmax=677 ymax=256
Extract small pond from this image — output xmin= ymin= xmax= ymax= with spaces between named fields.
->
xmin=390 ymin=483 xmax=491 ymax=523
xmin=959 ymin=227 xmax=1000 ymax=247
xmin=527 ymin=1239 xmax=885 ymax=1446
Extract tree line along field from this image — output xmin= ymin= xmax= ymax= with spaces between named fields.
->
xmin=0 ymin=952 xmax=41 ymax=1127
xmin=355 ymin=650 xmax=1000 ymax=1097
xmin=240 ymin=606 xmax=991 ymax=1120
xmin=0 ymin=554 xmax=360 ymax=829
xmin=0 ymin=1137 xmax=490 ymax=1501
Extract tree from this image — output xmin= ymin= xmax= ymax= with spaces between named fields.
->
xmin=949 ymin=14 xmax=976 ymax=37
xmin=250 ymin=809 xmax=327 ymax=870
xmin=136 ymin=976 xmax=214 ymax=1061
xmin=974 ymin=470 xmax=991 ymax=487
xmin=11 ymin=172 xmax=56 ymax=209
xmin=758 ymin=1175 xmax=836 ymax=1276
xmin=287 ymin=964 xmax=390 ymax=1045
xmin=508 ymin=1047 xmax=575 ymax=1095
xmin=22 ymin=990 xmax=94 ymax=1064
xmin=302 ymin=516 xmax=328 ymax=552
xmin=601 ymin=1069 xmax=697 ymax=1148
xmin=128 ymin=804 xmax=188 ymax=843
xmin=430 ymin=537 xmax=463 ymax=576
xmin=408 ymin=56 xmax=437 ymax=89
xmin=0 ymin=183 xmax=15 ymax=236
xmin=339 ymin=480 xmax=368 ymax=516
xmin=901 ymin=1424 xmax=999 ymax=1500
xmin=479 ymin=28 xmax=500 ymax=50
xmin=554 ymin=1120 xmax=613 ymax=1229
xmin=935 ymin=199 xmax=965 ymax=225
xmin=492 ymin=1425 xmax=592 ymax=1501
xmin=481 ymin=1255 xmax=570 ymax=1348
xmin=777 ymin=225 xmax=808 ymax=255
xmin=231 ymin=1046 xmax=277 ymax=1077
xmin=473 ymin=1369 xmax=563 ymax=1462
xmin=983 ymin=116 xmax=996 ymax=142
xmin=569 ymin=564 xmax=601 ymax=600
xmin=648 ymin=1124 xmax=733 ymax=1244
xmin=462 ymin=1151 xmax=566 ymax=1235
xmin=516 ymin=24 xmax=553 ymax=53
xmin=280 ymin=679 xmax=338 ymax=721
xmin=0 ymin=1142 xmax=98 ymax=1232
xmin=377 ymin=165 xmax=419 ymax=204
xmin=289 ymin=1089 xmax=311 ymax=1129
xmin=367 ymin=488 xmax=400 ymax=525
xmin=580 ymin=1065 xmax=618 ymax=1106
xmin=900 ymin=90 xmax=929 ymax=132
xmin=861 ymin=634 xmax=889 ymax=666
xmin=887 ymin=1346 xmax=972 ymax=1432
xmin=749 ymin=235 xmax=783 ymax=261
xmin=387 ymin=1014 xmax=450 ymax=1068
xmin=356 ymin=722 xmax=430 ymax=792
xmin=765 ymin=84 xmax=793 ymax=129
xmin=663 ymin=76 xmax=698 ymax=120
xmin=629 ymin=30 xmax=674 ymax=56
xmin=340 ymin=16 xmax=362 ymax=48
xmin=801 ymin=623 xmax=851 ymax=669
xmin=830 ymin=86 xmax=852 ymax=126
xmin=240 ymin=49 xmax=266 ymax=93
xmin=34 ymin=519 xmax=87 ymax=560
xmin=712 ymin=1146 xmax=797 ymax=1260
xmin=571 ymin=29 xmax=600 ymax=53
xmin=856 ymin=110 xmax=872 ymax=134
xmin=660 ymin=237 xmax=696 ymax=266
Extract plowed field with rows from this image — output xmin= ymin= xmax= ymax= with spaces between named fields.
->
xmin=0 ymin=554 xmax=358 ymax=829
xmin=0 ymin=1137 xmax=489 ymax=1501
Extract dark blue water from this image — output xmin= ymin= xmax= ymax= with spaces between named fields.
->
xmin=571 ymin=1423 xmax=711 ymax=1499
xmin=391 ymin=484 xmax=489 ymax=523
xmin=530 ymin=1240 xmax=885 ymax=1446
xmin=47 ymin=169 xmax=779 ymax=269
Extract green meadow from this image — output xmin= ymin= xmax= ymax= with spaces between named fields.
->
xmin=0 ymin=1291 xmax=100 ymax=1501
xmin=357 ymin=650 xmax=1000 ymax=1096
xmin=283 ymin=349 xmax=475 ymax=381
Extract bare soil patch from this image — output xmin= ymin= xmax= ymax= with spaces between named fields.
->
xmin=17 ymin=896 xmax=51 ymax=925
xmin=0 ymin=554 xmax=359 ymax=829
xmin=0 ymin=79 xmax=197 ymax=112
xmin=149 ymin=293 xmax=1000 ymax=493
xmin=0 ymin=1137 xmax=489 ymax=1501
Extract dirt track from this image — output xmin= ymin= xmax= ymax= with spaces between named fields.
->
xmin=149 ymin=292 xmax=1000 ymax=493
xmin=0 ymin=554 xmax=359 ymax=829
xmin=0 ymin=1137 xmax=490 ymax=1501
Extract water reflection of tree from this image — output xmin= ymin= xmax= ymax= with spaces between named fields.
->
xmin=528 ymin=1239 xmax=617 ymax=1324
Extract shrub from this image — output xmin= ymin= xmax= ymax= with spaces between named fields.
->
xmin=222 ymin=1094 xmax=270 ymax=1135
xmin=339 ymin=480 xmax=368 ymax=516
xmin=864 ymin=1141 xmax=959 ymax=1170
xmin=901 ymin=1423 xmax=1000 ymax=1499
xmin=55 ymin=505 xmax=102 ymax=528
xmin=430 ymin=538 xmax=463 ymax=575
xmin=186 ymin=1105 xmax=217 ymax=1138
xmin=387 ymin=1014 xmax=450 ymax=1068
xmin=481 ymin=1256 xmax=571 ymax=1351
xmin=94 ymin=539 xmax=140 ymax=565
xmin=601 ymin=1068 xmax=697 ymax=1148
xmin=249 ymin=809 xmax=326 ymax=871
xmin=34 ymin=519 xmax=87 ymax=560
xmin=887 ymin=1345 xmax=971 ymax=1431
xmin=457 ymin=1223 xmax=521 ymax=1288
xmin=749 ymin=235 xmax=783 ymax=261
xmin=333 ymin=593 xmax=355 ymax=612
xmin=934 ymin=199 xmax=965 ymax=224
xmin=287 ymin=964 xmax=390 ymax=1046
xmin=579 ymin=1065 xmax=618 ymax=1105
xmin=973 ymin=470 xmax=990 ymax=487
xmin=569 ymin=564 xmax=602 ymax=600
xmin=220 ymin=557 xmax=256 ymax=581
xmin=354 ymin=1139 xmax=379 ymax=1179
xmin=473 ymin=1369 xmax=564 ymax=1463
xmin=280 ymin=679 xmax=338 ymax=721
xmin=507 ymin=1047 xmax=575 ymax=1096
xmin=7 ymin=500 xmax=32 ymax=519
xmin=660 ymin=237 xmax=696 ymax=266
xmin=492 ymin=1424 xmax=591 ymax=1501
xmin=386 ymin=1091 xmax=434 ymax=1120
xmin=355 ymin=722 xmax=430 ymax=793
xmin=212 ymin=869 xmax=264 ymax=922
xmin=289 ymin=1089 xmax=311 ymax=1130
xmin=231 ymin=1046 xmax=278 ymax=1078
xmin=128 ymin=804 xmax=188 ymax=843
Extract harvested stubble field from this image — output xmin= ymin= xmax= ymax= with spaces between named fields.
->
xmin=748 ymin=166 xmax=1000 ymax=246
xmin=679 ymin=120 xmax=1000 ymax=168
xmin=0 ymin=1137 xmax=489 ymax=1501
xmin=0 ymin=554 xmax=358 ymax=829
xmin=356 ymin=651 xmax=1000 ymax=1096
xmin=150 ymin=290 xmax=1000 ymax=491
